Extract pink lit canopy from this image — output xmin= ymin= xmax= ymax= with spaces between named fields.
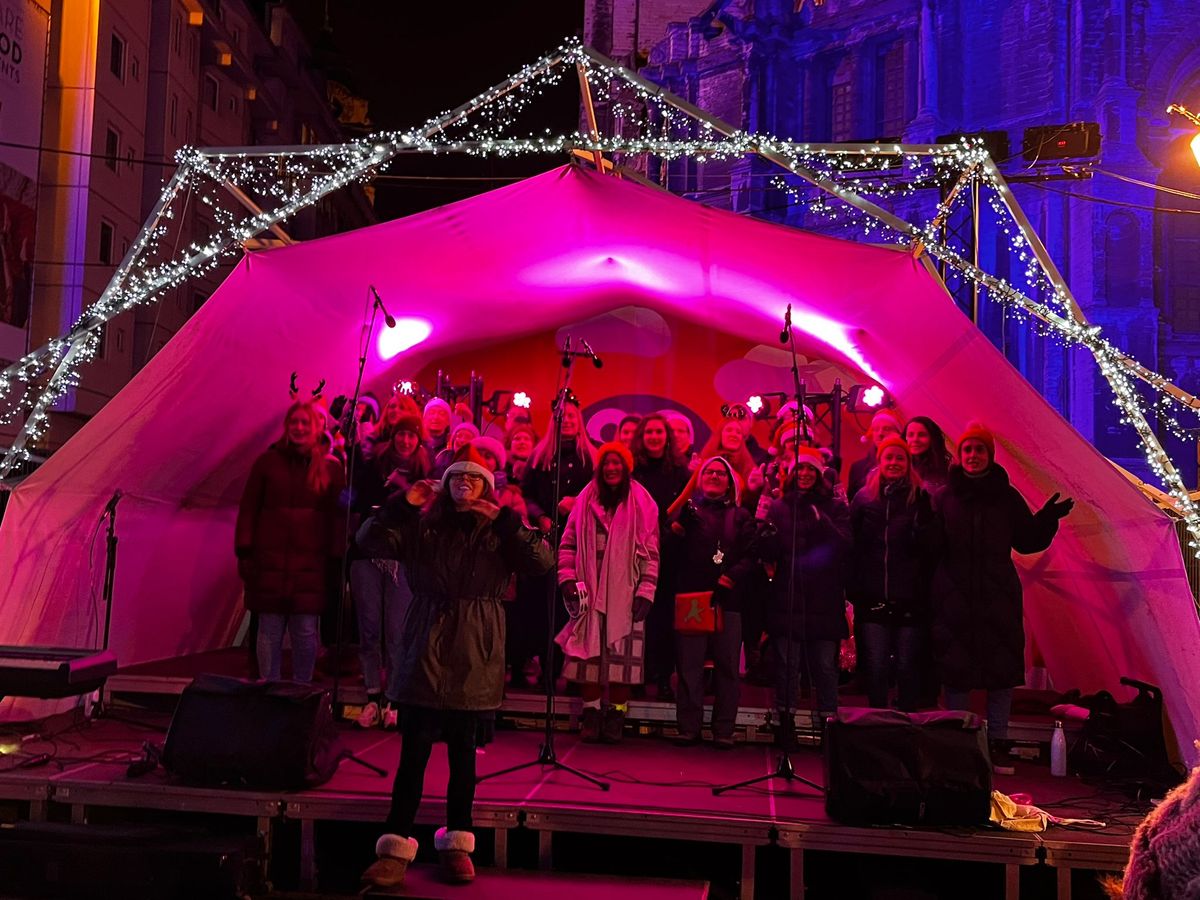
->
xmin=1 ymin=165 xmax=1197 ymax=761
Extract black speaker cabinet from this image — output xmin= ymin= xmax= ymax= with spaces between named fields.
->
xmin=162 ymin=674 xmax=343 ymax=789
xmin=824 ymin=708 xmax=993 ymax=826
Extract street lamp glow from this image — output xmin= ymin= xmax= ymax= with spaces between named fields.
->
xmin=1166 ymin=104 xmax=1200 ymax=167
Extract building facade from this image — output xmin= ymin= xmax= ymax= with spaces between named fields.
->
xmin=15 ymin=0 xmax=373 ymax=453
xmin=585 ymin=0 xmax=1200 ymax=484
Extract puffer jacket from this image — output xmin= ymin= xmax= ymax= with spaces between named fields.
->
xmin=848 ymin=481 xmax=933 ymax=624
xmin=760 ymin=488 xmax=852 ymax=641
xmin=235 ymin=442 xmax=345 ymax=615
xmin=927 ymin=464 xmax=1059 ymax=690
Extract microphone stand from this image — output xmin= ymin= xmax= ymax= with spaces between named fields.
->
xmin=715 ymin=309 xmax=824 ymax=796
xmin=478 ymin=337 xmax=609 ymax=791
xmin=325 ymin=287 xmax=390 ymax=779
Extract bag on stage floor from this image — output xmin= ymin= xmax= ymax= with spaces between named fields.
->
xmin=162 ymin=674 xmax=343 ymax=789
xmin=824 ymin=708 xmax=992 ymax=826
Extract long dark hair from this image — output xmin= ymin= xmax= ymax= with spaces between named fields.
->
xmin=421 ymin=480 xmax=500 ymax=534
xmin=631 ymin=412 xmax=686 ymax=469
xmin=595 ymin=461 xmax=632 ymax=511
xmin=905 ymin=416 xmax=951 ymax=481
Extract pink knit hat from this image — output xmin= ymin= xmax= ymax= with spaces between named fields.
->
xmin=1120 ymin=758 xmax=1200 ymax=899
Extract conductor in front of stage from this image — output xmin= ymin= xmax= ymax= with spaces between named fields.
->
xmin=357 ymin=444 xmax=553 ymax=888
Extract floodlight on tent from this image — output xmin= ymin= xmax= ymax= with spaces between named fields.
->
xmin=513 ymin=391 xmax=532 ymax=409
xmin=846 ymin=384 xmax=893 ymax=413
xmin=377 ymin=318 xmax=432 ymax=360
xmin=746 ymin=395 xmax=764 ymax=415
xmin=396 ymin=381 xmax=414 ymax=395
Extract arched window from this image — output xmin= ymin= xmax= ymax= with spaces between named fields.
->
xmin=1103 ymin=212 xmax=1140 ymax=307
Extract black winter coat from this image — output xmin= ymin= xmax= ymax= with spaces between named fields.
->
xmin=927 ymin=464 xmax=1059 ymax=690
xmin=235 ymin=443 xmax=345 ymax=615
xmin=670 ymin=498 xmax=759 ymax=614
xmin=848 ymin=481 xmax=933 ymax=624
xmin=760 ymin=490 xmax=851 ymax=641
xmin=521 ymin=439 xmax=594 ymax=526
xmin=362 ymin=499 xmax=553 ymax=710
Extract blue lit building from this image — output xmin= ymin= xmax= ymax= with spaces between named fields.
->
xmin=585 ymin=0 xmax=1200 ymax=484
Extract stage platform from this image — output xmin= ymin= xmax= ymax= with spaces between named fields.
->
xmin=0 ymin=703 xmax=1142 ymax=900
xmin=104 ymin=647 xmax=1074 ymax=746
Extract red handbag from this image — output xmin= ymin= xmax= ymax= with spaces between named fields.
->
xmin=674 ymin=591 xmax=724 ymax=634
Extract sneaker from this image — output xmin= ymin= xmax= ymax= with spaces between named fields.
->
xmin=380 ymin=704 xmax=399 ymax=730
xmin=356 ymin=701 xmax=381 ymax=729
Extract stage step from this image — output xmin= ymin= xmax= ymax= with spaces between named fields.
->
xmin=270 ymin=866 xmax=709 ymax=899
xmin=0 ymin=821 xmax=264 ymax=898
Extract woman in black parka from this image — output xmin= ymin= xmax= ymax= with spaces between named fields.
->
xmin=760 ymin=444 xmax=852 ymax=741
xmin=928 ymin=422 xmax=1072 ymax=764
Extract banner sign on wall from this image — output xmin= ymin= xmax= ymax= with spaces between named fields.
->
xmin=0 ymin=0 xmax=49 ymax=363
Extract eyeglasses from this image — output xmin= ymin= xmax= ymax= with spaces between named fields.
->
xmin=702 ymin=469 xmax=730 ymax=479
xmin=448 ymin=473 xmax=484 ymax=484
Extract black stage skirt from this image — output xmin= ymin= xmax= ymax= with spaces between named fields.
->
xmin=398 ymin=705 xmax=497 ymax=747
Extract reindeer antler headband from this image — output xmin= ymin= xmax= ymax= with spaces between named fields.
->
xmin=289 ymin=372 xmax=326 ymax=401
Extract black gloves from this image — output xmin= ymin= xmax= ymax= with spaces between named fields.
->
xmin=1039 ymin=492 xmax=1075 ymax=521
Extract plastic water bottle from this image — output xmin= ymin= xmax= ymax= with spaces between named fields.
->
xmin=1050 ymin=720 xmax=1067 ymax=777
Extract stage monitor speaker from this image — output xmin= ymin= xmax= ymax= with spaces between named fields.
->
xmin=824 ymin=708 xmax=993 ymax=826
xmin=162 ymin=674 xmax=343 ymax=790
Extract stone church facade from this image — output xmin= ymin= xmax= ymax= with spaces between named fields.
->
xmin=585 ymin=0 xmax=1200 ymax=483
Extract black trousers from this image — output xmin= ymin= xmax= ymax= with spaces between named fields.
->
xmin=385 ymin=717 xmax=477 ymax=835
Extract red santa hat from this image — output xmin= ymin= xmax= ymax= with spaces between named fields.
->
xmin=441 ymin=443 xmax=495 ymax=492
xmin=793 ymin=445 xmax=826 ymax=471
xmin=470 ymin=435 xmax=507 ymax=471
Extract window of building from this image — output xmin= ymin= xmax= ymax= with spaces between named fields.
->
xmin=114 ymin=328 xmax=126 ymax=353
xmin=226 ymin=93 xmax=238 ymax=115
xmin=104 ymin=126 xmax=120 ymax=171
xmin=231 ymin=27 xmax=241 ymax=50
xmin=173 ymin=14 xmax=182 ymax=55
xmin=169 ymin=94 xmax=178 ymax=135
xmin=126 ymin=149 xmax=134 ymax=170
xmin=1157 ymin=132 xmax=1200 ymax=334
xmin=110 ymin=32 xmax=125 ymax=81
xmin=193 ymin=291 xmax=206 ymax=313
xmin=185 ymin=110 xmax=193 ymax=142
xmin=129 ymin=55 xmax=140 ymax=81
xmin=831 ymin=81 xmax=853 ymax=142
xmin=95 ymin=324 xmax=107 ymax=360
xmin=875 ymin=42 xmax=906 ymax=138
xmin=203 ymin=74 xmax=219 ymax=112
xmin=188 ymin=33 xmax=198 ymax=72
xmin=99 ymin=220 xmax=115 ymax=264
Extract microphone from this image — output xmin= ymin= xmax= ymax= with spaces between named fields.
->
xmin=579 ymin=339 xmax=603 ymax=369
xmin=368 ymin=285 xmax=396 ymax=328
xmin=103 ymin=490 xmax=123 ymax=517
xmin=562 ymin=337 xmax=572 ymax=368
xmin=779 ymin=303 xmax=792 ymax=345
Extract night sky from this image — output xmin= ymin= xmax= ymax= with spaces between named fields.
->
xmin=277 ymin=1 xmax=586 ymax=219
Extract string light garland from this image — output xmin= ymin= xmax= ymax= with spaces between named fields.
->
xmin=3 ymin=38 xmax=1198 ymax=556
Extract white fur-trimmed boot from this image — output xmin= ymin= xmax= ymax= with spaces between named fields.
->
xmin=434 ymin=826 xmax=475 ymax=883
xmin=361 ymin=834 xmax=418 ymax=889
